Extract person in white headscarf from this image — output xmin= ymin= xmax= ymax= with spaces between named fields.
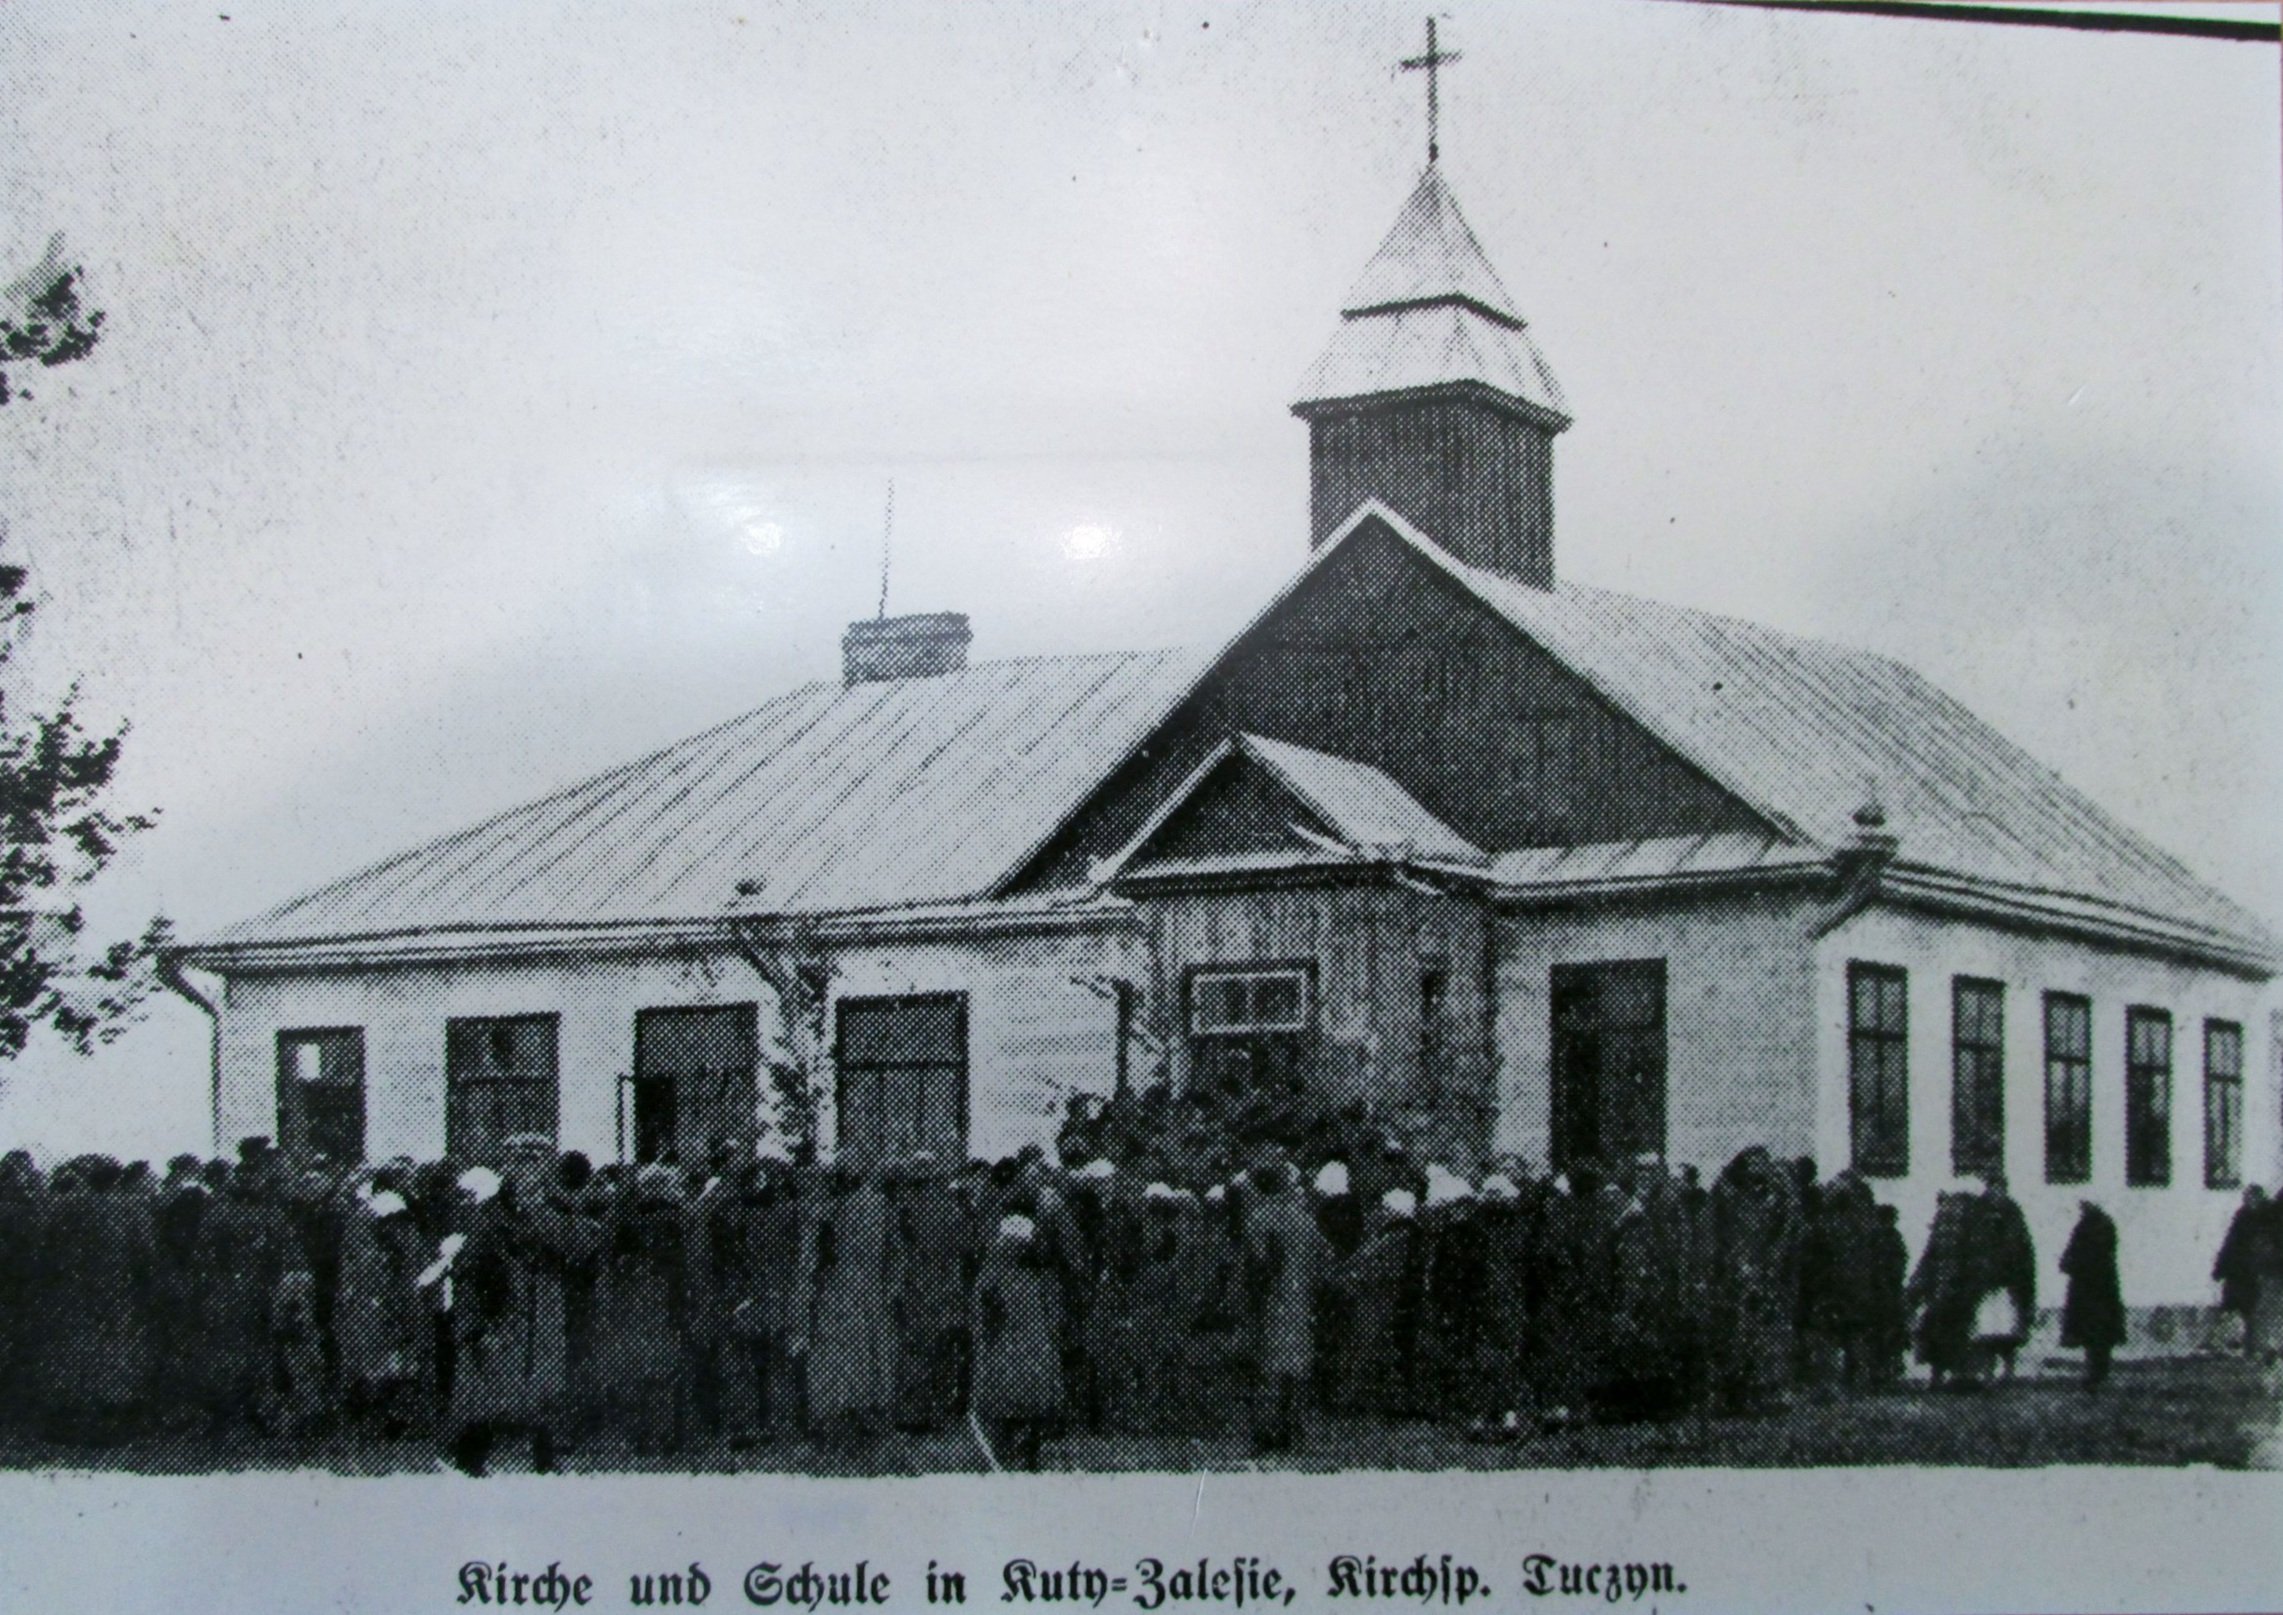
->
xmin=334 ymin=1187 xmax=428 ymax=1438
xmin=445 ymin=1139 xmax=602 ymax=1475
xmin=1311 ymin=1160 xmax=1364 ymax=1260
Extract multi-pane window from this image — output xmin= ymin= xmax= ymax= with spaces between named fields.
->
xmin=835 ymin=993 xmax=968 ymax=1168
xmin=445 ymin=1014 xmax=561 ymax=1167
xmin=2205 ymin=1019 xmax=2244 ymax=1190
xmin=1951 ymin=977 xmax=2005 ymax=1178
xmin=1190 ymin=968 xmax=1311 ymax=1035
xmin=1848 ymin=963 xmax=1909 ymax=1178
xmin=2125 ymin=1007 xmax=2172 ymax=1187
xmin=2043 ymin=993 xmax=2092 ymax=1184
xmin=278 ymin=1028 xmax=366 ymax=1164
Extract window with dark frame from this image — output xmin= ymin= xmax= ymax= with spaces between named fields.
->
xmin=1951 ymin=977 xmax=2005 ymax=1178
xmin=277 ymin=1028 xmax=366 ymax=1164
xmin=445 ymin=1013 xmax=561 ymax=1167
xmin=1190 ymin=967 xmax=1311 ymax=1036
xmin=2125 ymin=1006 xmax=2172 ymax=1187
xmin=2205 ymin=1018 xmax=2244 ymax=1191
xmin=1848 ymin=963 xmax=1909 ymax=1178
xmin=2043 ymin=992 xmax=2092 ymax=1185
xmin=1186 ymin=964 xmax=1314 ymax=1102
xmin=834 ymin=993 xmax=969 ymax=1168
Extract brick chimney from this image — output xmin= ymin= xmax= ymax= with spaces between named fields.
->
xmin=842 ymin=611 xmax=972 ymax=685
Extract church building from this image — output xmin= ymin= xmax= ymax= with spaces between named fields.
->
xmin=171 ymin=158 xmax=2278 ymax=1307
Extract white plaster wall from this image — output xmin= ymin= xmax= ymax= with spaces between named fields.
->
xmin=216 ymin=924 xmax=1142 ymax=1165
xmin=1492 ymin=891 xmax=1817 ymax=1177
xmin=1815 ymin=905 xmax=2278 ymax=1307
xmin=822 ymin=927 xmax=1142 ymax=1161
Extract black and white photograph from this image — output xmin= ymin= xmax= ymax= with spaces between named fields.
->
xmin=0 ymin=0 xmax=2279 ymax=1605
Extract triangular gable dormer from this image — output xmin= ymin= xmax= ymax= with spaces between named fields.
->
xmin=1000 ymin=504 xmax=1788 ymax=898
xmin=1088 ymin=733 xmax=1488 ymax=889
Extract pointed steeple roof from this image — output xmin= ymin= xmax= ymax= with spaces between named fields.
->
xmin=1340 ymin=166 xmax=1525 ymax=326
xmin=1295 ymin=168 xmax=1568 ymax=426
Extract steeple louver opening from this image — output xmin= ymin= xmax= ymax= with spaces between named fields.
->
xmin=1293 ymin=167 xmax=1570 ymax=588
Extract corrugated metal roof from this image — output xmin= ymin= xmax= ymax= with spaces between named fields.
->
xmin=1295 ymin=168 xmax=1567 ymax=419
xmin=1295 ymin=304 xmax=1568 ymax=420
xmin=1491 ymin=832 xmax=1823 ymax=891
xmin=201 ymin=649 xmax=1205 ymax=947
xmin=198 ymin=499 xmax=2272 ymax=967
xmin=1350 ymin=509 xmax=2273 ymax=958
xmin=1238 ymin=734 xmax=1484 ymax=864
xmin=1339 ymin=168 xmax=1526 ymax=323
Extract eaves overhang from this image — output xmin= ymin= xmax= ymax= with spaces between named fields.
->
xmin=167 ymin=894 xmax=1143 ymax=977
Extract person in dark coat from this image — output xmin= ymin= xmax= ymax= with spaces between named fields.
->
xmin=551 ymin=1152 xmax=603 ymax=1447
xmin=1131 ymin=1183 xmax=1209 ymax=1435
xmin=1966 ymin=1176 xmax=2037 ymax=1382
xmin=2213 ymin=1186 xmax=2268 ymax=1355
xmin=334 ymin=1189 xmax=429 ymax=1436
xmin=409 ymin=1159 xmax=466 ymax=1411
xmin=1416 ymin=1175 xmax=1490 ymax=1424
xmin=593 ymin=1164 xmax=691 ymax=1456
xmin=190 ymin=1156 xmax=294 ymax=1439
xmin=271 ymin=1256 xmax=330 ymax=1438
xmin=890 ymin=1152 xmax=972 ymax=1433
xmin=1907 ymin=1186 xmax=1979 ymax=1387
xmin=1331 ymin=1189 xmax=1420 ymax=1417
xmin=1242 ymin=1158 xmax=1329 ymax=1454
xmin=1804 ymin=1172 xmax=1889 ymax=1391
xmin=2058 ymin=1201 xmax=2125 ymax=1390
xmin=751 ymin=1159 xmax=812 ymax=1435
xmin=681 ymin=1148 xmax=743 ymax=1444
xmin=447 ymin=1141 xmax=602 ymax=1475
xmin=32 ymin=1157 xmax=156 ymax=1445
xmin=148 ymin=1157 xmax=211 ymax=1430
xmin=1183 ymin=1182 xmax=1248 ymax=1434
xmin=1077 ymin=1163 xmax=1152 ymax=1432
xmin=1867 ymin=1203 xmax=1910 ymax=1384
xmin=690 ymin=1154 xmax=779 ymax=1448
xmin=1308 ymin=1161 xmax=1361 ymax=1412
xmin=1467 ymin=1173 xmax=1533 ymax=1437
xmin=0 ymin=1153 xmax=48 ymax=1435
xmin=2240 ymin=1190 xmax=2283 ymax=1365
xmin=282 ymin=1164 xmax=351 ymax=1401
xmin=1527 ymin=1171 xmax=1605 ymax=1428
xmin=1312 ymin=1160 xmax=1365 ymax=1261
xmin=1600 ymin=1160 xmax=1691 ymax=1423
xmin=969 ymin=1213 xmax=1066 ymax=1471
xmin=1709 ymin=1147 xmax=1801 ymax=1413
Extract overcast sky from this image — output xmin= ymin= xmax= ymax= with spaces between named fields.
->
xmin=0 ymin=1 xmax=2277 ymax=1160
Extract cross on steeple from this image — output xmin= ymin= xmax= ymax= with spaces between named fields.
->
xmin=1399 ymin=17 xmax=1463 ymax=167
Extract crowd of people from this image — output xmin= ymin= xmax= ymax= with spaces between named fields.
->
xmin=0 ymin=1081 xmax=2248 ymax=1473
